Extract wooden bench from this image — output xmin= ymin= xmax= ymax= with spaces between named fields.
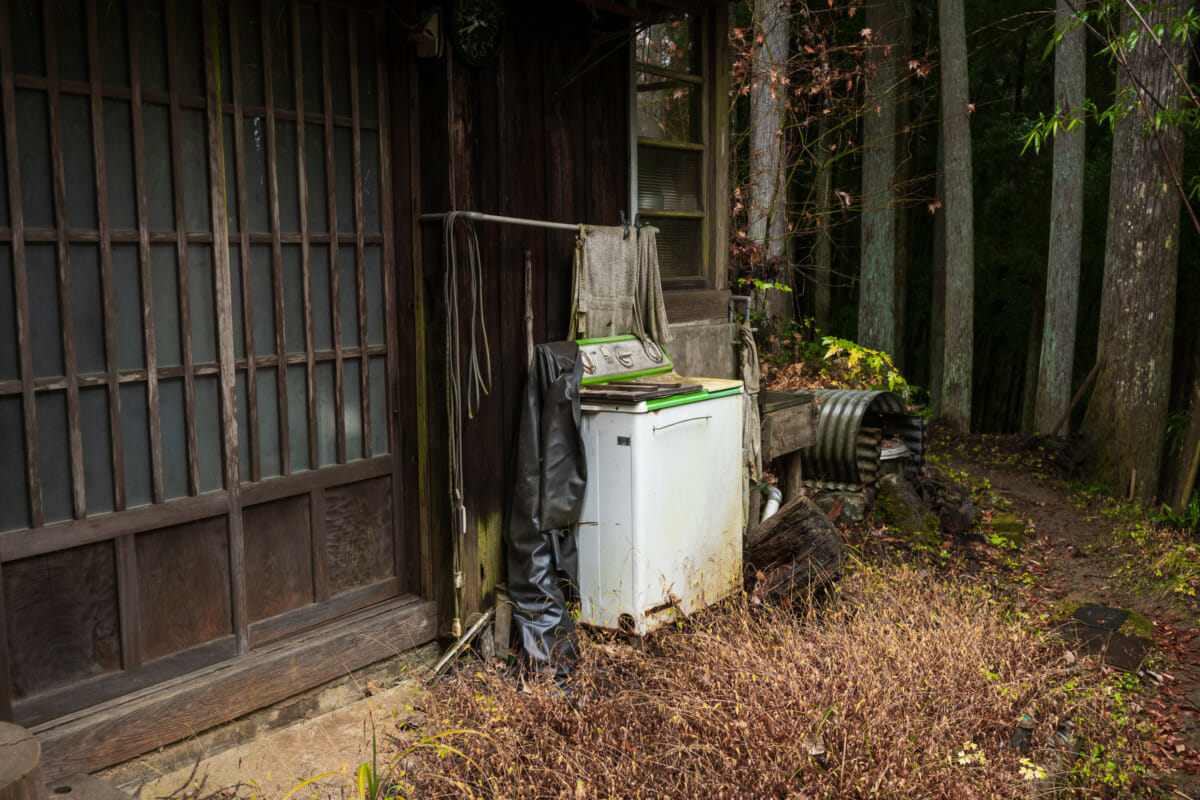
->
xmin=761 ymin=390 xmax=818 ymax=503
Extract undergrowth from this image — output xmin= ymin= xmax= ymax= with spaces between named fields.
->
xmin=386 ymin=563 xmax=1157 ymax=799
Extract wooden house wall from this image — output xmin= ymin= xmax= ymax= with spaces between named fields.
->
xmin=413 ymin=4 xmax=633 ymax=622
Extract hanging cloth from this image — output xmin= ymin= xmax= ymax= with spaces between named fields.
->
xmin=738 ymin=320 xmax=763 ymax=523
xmin=568 ymin=225 xmax=671 ymax=344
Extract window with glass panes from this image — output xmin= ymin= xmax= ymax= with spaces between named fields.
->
xmin=635 ymin=4 xmax=708 ymax=285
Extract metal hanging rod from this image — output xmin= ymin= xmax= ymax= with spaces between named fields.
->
xmin=419 ymin=210 xmax=580 ymax=232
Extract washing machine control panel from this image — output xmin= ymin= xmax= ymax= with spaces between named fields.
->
xmin=577 ymin=337 xmax=671 ymax=382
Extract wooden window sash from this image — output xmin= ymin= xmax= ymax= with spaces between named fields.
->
xmin=321 ymin=3 xmax=347 ymax=465
xmin=349 ymin=13 xmax=371 ymax=458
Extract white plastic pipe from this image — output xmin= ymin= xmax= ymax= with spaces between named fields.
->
xmin=760 ymin=485 xmax=783 ymax=522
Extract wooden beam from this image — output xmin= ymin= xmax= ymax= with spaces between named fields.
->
xmin=85 ymin=0 xmax=127 ymax=513
xmin=291 ymin=1 xmax=318 ymax=474
xmin=164 ymin=0 xmax=201 ymax=498
xmin=228 ymin=0 xmax=261 ymax=484
xmin=33 ymin=595 xmax=437 ymax=779
xmin=349 ymin=15 xmax=370 ymax=458
xmin=126 ymin=0 xmax=165 ymax=505
xmin=0 ymin=0 xmax=43 ymax=528
xmin=321 ymin=3 xmax=346 ymax=465
xmin=202 ymin=0 xmax=248 ymax=658
xmin=42 ymin=6 xmax=88 ymax=521
xmin=259 ymin=0 xmax=291 ymax=476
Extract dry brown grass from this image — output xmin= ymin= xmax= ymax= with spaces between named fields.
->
xmin=393 ymin=562 xmax=1157 ymax=799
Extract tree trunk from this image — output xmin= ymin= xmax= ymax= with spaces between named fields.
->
xmin=1079 ymin=0 xmax=1186 ymax=502
xmin=858 ymin=0 xmax=901 ymax=356
xmin=1171 ymin=333 xmax=1200 ymax=513
xmin=938 ymin=0 xmax=974 ymax=430
xmin=892 ymin=0 xmax=914 ymax=372
xmin=929 ymin=136 xmax=946 ymax=415
xmin=745 ymin=496 xmax=845 ymax=604
xmin=748 ymin=0 xmax=790 ymax=259
xmin=1034 ymin=0 xmax=1085 ymax=435
xmin=1021 ymin=285 xmax=1044 ymax=435
xmin=814 ymin=114 xmax=832 ymax=333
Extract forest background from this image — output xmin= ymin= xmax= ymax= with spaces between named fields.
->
xmin=726 ymin=0 xmax=1200 ymax=510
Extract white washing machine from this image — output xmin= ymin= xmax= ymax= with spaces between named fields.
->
xmin=574 ymin=336 xmax=744 ymax=635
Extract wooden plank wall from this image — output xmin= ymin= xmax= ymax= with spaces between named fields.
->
xmin=414 ymin=4 xmax=632 ymax=623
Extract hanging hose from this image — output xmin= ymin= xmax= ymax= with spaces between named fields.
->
xmin=442 ymin=212 xmax=493 ymax=637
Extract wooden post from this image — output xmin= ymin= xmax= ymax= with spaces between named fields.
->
xmin=0 ymin=723 xmax=44 ymax=800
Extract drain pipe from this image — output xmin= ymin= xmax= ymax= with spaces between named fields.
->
xmin=760 ymin=485 xmax=783 ymax=522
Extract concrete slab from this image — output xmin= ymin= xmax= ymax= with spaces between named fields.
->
xmin=129 ymin=680 xmax=425 ymax=800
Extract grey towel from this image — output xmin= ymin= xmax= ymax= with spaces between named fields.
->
xmin=569 ymin=225 xmax=671 ymax=343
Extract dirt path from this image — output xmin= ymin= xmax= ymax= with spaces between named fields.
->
xmin=945 ymin=447 xmax=1200 ymax=795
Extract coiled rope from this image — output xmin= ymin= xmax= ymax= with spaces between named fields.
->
xmin=442 ymin=211 xmax=492 ymax=637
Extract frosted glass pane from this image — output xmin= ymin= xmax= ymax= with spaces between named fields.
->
xmin=61 ymin=95 xmax=97 ymax=229
xmin=189 ymin=245 xmax=216 ymax=364
xmin=16 ymin=90 xmax=53 ymax=229
xmin=270 ymin=0 xmax=294 ymax=112
xmin=328 ymin=9 xmax=350 ymax=117
xmin=27 ymin=245 xmax=64 ymax=377
xmin=316 ymin=360 xmax=335 ymax=466
xmin=37 ymin=391 xmax=72 ymax=523
xmin=276 ymin=121 xmax=299 ymax=232
xmin=362 ymin=130 xmax=379 ymax=234
xmin=245 ymin=117 xmax=269 ymax=232
xmin=238 ymin=5 xmax=264 ymax=108
xmin=229 ymin=248 xmax=245 ymax=359
xmin=99 ymin=1 xmax=130 ymax=87
xmin=223 ymin=115 xmax=239 ymax=232
xmin=287 ymin=365 xmax=308 ymax=471
xmin=144 ymin=104 xmax=175 ymax=231
xmin=55 ymin=0 xmax=89 ymax=83
xmin=175 ymin=0 xmax=204 ymax=97
xmin=138 ymin=1 xmax=168 ymax=93
xmin=250 ymin=245 xmax=275 ymax=355
xmin=112 ymin=246 xmax=144 ymax=370
xmin=334 ymin=127 xmax=353 ymax=232
xmin=181 ymin=109 xmax=210 ymax=231
xmin=70 ymin=245 xmax=106 ymax=374
xmin=356 ymin=13 xmax=378 ymax=122
xmin=196 ymin=375 xmax=222 ymax=493
xmin=120 ymin=383 xmax=151 ymax=508
xmin=151 ymin=245 xmax=180 ymax=367
xmin=343 ymin=358 xmax=362 ymax=461
xmin=11 ymin=0 xmax=44 ymax=76
xmin=80 ymin=387 xmax=113 ymax=514
xmin=236 ymin=371 xmax=249 ymax=482
xmin=310 ymin=245 xmax=332 ymax=350
xmin=283 ymin=246 xmax=304 ymax=354
xmin=0 ymin=246 xmax=17 ymax=381
xmin=104 ymin=100 xmax=136 ymax=230
xmin=257 ymin=367 xmax=280 ymax=477
xmin=369 ymin=356 xmax=387 ymax=456
xmin=338 ymin=245 xmax=358 ymax=347
xmin=305 ymin=124 xmax=326 ymax=233
xmin=365 ymin=246 xmax=383 ymax=346
xmin=300 ymin=4 xmax=323 ymax=113
xmin=0 ymin=396 xmax=29 ymax=531
xmin=159 ymin=378 xmax=187 ymax=499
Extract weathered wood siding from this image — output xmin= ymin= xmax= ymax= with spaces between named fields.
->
xmin=414 ymin=4 xmax=633 ymax=620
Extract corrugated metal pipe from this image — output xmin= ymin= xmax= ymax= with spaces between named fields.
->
xmin=800 ymin=390 xmax=927 ymax=490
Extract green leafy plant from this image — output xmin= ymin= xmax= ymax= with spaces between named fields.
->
xmin=821 ymin=336 xmax=913 ymax=400
xmin=1153 ymin=490 xmax=1200 ymax=534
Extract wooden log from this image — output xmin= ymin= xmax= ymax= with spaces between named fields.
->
xmin=744 ymin=495 xmax=844 ymax=603
xmin=0 ymin=722 xmax=44 ymax=800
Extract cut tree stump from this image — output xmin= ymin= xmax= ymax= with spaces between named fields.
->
xmin=744 ymin=495 xmax=845 ymax=604
xmin=0 ymin=723 xmax=44 ymax=800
